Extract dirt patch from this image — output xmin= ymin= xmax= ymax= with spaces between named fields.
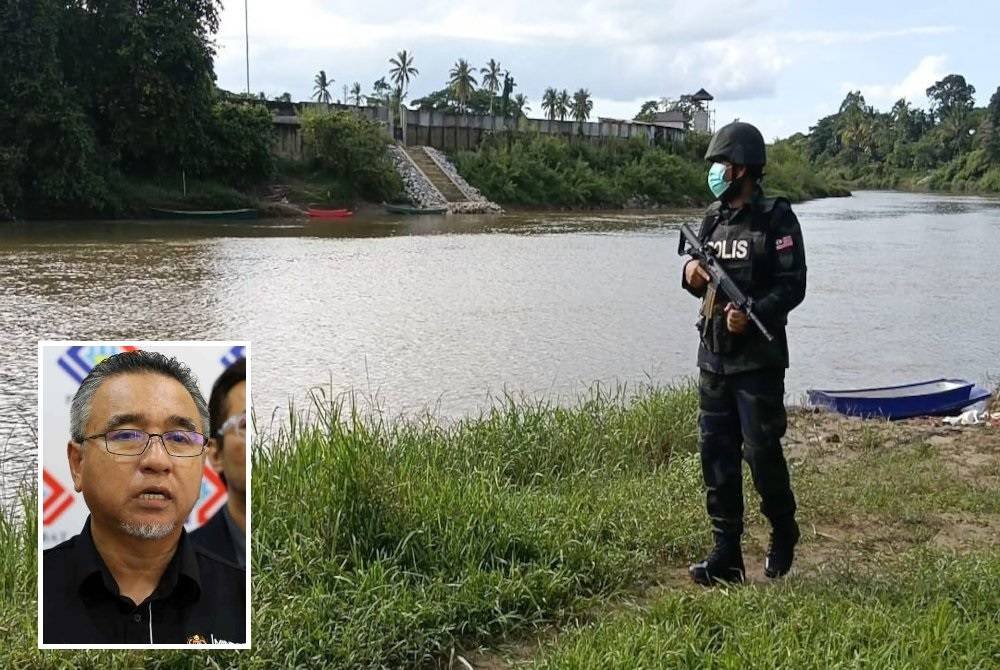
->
xmin=930 ymin=513 xmax=1000 ymax=551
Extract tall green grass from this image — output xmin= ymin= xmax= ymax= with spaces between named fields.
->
xmin=529 ymin=550 xmax=1000 ymax=669
xmin=0 ymin=383 xmax=705 ymax=668
xmin=4 ymin=384 xmax=995 ymax=668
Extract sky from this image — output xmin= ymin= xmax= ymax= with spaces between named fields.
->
xmin=212 ymin=0 xmax=993 ymax=141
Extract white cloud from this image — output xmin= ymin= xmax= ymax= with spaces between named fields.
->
xmin=791 ymin=25 xmax=955 ymax=46
xmin=840 ymin=55 xmax=948 ymax=108
xmin=214 ymin=0 xmax=957 ymax=129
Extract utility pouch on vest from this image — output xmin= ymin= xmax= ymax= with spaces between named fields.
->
xmin=701 ymin=283 xmax=718 ymax=320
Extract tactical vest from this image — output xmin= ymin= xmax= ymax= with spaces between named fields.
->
xmin=697 ymin=197 xmax=790 ymax=358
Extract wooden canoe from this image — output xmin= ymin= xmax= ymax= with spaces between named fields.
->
xmin=149 ymin=207 xmax=258 ymax=220
xmin=383 ymin=203 xmax=448 ymax=215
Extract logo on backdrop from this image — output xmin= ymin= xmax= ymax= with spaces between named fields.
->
xmin=220 ymin=345 xmax=245 ymax=368
xmin=57 ymin=345 xmax=138 ymax=383
xmin=42 ymin=469 xmax=74 ymax=526
xmin=189 ymin=467 xmax=227 ymax=527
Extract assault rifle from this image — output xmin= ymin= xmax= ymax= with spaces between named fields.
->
xmin=678 ymin=223 xmax=774 ymax=342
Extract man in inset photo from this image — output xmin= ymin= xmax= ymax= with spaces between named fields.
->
xmin=42 ymin=350 xmax=246 ymax=645
xmin=191 ymin=358 xmax=246 ymax=567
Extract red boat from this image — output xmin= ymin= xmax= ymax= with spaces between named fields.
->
xmin=308 ymin=207 xmax=354 ymax=219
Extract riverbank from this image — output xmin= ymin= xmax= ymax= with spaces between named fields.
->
xmin=2 ymin=133 xmax=852 ymax=222
xmin=2 ymin=384 xmax=997 ymax=667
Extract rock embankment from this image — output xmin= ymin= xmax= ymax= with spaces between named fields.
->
xmin=423 ymin=147 xmax=503 ymax=214
xmin=387 ymin=144 xmax=448 ymax=209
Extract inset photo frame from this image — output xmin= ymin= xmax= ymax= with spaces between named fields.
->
xmin=37 ymin=341 xmax=251 ymax=649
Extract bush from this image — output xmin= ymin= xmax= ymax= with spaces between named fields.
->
xmin=454 ymin=132 xmax=845 ymax=208
xmin=301 ymin=110 xmax=402 ymax=201
xmin=205 ymin=102 xmax=276 ymax=187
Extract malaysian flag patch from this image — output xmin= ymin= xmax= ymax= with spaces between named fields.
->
xmin=775 ymin=235 xmax=794 ymax=252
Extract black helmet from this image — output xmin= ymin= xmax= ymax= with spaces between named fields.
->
xmin=704 ymin=121 xmax=766 ymax=166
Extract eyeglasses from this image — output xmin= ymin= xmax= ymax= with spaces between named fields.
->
xmin=83 ymin=429 xmax=208 ymax=457
xmin=217 ymin=412 xmax=246 ymax=439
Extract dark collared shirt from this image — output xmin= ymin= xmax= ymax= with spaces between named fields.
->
xmin=43 ymin=516 xmax=246 ymax=644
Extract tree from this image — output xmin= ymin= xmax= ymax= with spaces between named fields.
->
xmin=449 ymin=59 xmax=478 ymax=113
xmin=570 ymin=88 xmax=593 ymax=123
xmin=634 ymin=100 xmax=660 ymax=122
xmin=350 ymin=82 xmax=363 ymax=106
xmin=660 ymin=97 xmax=698 ymax=123
xmin=58 ymin=0 xmax=223 ymax=177
xmin=480 ymin=59 xmax=502 ymax=115
xmin=513 ymin=94 xmax=530 ymax=122
xmin=313 ymin=70 xmax=333 ymax=103
xmin=369 ymin=76 xmax=392 ymax=107
xmin=0 ymin=0 xmax=106 ymax=214
xmin=987 ymin=86 xmax=1000 ymax=163
xmin=499 ymin=71 xmax=515 ymax=118
xmin=541 ymin=87 xmax=558 ymax=121
xmin=926 ymin=74 xmax=976 ymax=121
xmin=556 ymin=89 xmax=571 ymax=121
xmin=275 ymin=92 xmax=292 ymax=103
xmin=389 ymin=49 xmax=418 ymax=141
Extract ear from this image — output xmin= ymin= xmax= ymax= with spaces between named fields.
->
xmin=67 ymin=441 xmax=85 ymax=493
xmin=733 ymin=165 xmax=748 ymax=180
xmin=206 ymin=437 xmax=224 ymax=474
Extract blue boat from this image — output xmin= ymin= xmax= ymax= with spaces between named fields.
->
xmin=806 ymin=379 xmax=992 ymax=420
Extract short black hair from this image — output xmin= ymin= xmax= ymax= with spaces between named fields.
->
xmin=208 ymin=358 xmax=246 ymax=445
xmin=70 ymin=350 xmax=209 ymax=442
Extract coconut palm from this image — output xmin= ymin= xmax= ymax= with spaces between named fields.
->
xmin=312 ymin=70 xmax=333 ymax=104
xmin=350 ymin=82 xmax=363 ymax=106
xmin=570 ymin=88 xmax=593 ymax=123
xmin=541 ymin=87 xmax=558 ymax=121
xmin=389 ymin=50 xmax=418 ymax=142
xmin=371 ymin=76 xmax=391 ymax=106
xmin=449 ymin=59 xmax=478 ymax=113
xmin=512 ymin=93 xmax=530 ymax=125
xmin=480 ymin=59 xmax=502 ymax=115
xmin=555 ymin=89 xmax=571 ymax=121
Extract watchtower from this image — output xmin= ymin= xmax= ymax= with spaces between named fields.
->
xmin=685 ymin=88 xmax=715 ymax=133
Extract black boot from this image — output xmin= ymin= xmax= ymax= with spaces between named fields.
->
xmin=764 ymin=517 xmax=800 ymax=579
xmin=689 ymin=533 xmax=745 ymax=586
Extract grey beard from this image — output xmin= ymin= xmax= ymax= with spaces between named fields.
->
xmin=120 ymin=519 xmax=175 ymax=539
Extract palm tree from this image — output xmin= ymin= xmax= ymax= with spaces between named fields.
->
xmin=371 ymin=76 xmax=391 ymax=106
xmin=556 ymin=89 xmax=571 ymax=122
xmin=449 ymin=59 xmax=478 ymax=113
xmin=312 ymin=70 xmax=333 ymax=104
xmin=541 ymin=87 xmax=558 ymax=121
xmin=570 ymin=88 xmax=593 ymax=123
xmin=513 ymin=93 xmax=530 ymax=122
xmin=350 ymin=82 xmax=363 ymax=106
xmin=389 ymin=50 xmax=418 ymax=142
xmin=480 ymin=59 xmax=502 ymax=115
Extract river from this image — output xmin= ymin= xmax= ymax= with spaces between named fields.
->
xmin=2 ymin=190 xmax=998 ymax=506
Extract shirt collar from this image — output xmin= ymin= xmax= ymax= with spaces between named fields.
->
xmin=73 ymin=516 xmax=202 ymax=606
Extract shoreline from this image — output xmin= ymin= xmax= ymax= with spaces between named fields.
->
xmin=3 ymin=186 xmax=856 ymax=223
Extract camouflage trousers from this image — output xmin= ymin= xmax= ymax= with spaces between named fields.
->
xmin=698 ymin=367 xmax=796 ymax=537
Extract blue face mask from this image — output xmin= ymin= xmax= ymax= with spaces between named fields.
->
xmin=707 ymin=162 xmax=729 ymax=198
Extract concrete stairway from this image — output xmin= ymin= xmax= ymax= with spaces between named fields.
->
xmin=402 ymin=146 xmax=467 ymax=202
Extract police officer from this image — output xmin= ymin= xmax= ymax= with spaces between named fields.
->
xmin=681 ymin=121 xmax=806 ymax=586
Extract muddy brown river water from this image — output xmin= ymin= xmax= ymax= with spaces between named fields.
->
xmin=2 ymin=190 xmax=999 ymax=507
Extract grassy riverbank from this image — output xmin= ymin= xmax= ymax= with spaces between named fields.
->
xmin=1 ymin=385 xmax=997 ymax=668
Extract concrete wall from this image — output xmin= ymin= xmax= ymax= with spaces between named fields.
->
xmin=271 ymin=105 xmax=685 ymax=159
